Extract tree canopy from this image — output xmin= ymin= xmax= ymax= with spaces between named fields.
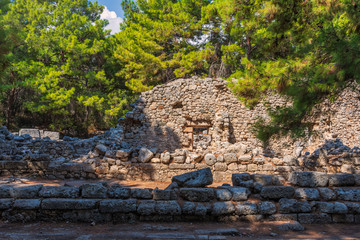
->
xmin=0 ymin=0 xmax=359 ymax=140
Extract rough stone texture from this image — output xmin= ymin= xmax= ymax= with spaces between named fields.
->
xmin=279 ymin=198 xmax=311 ymax=213
xmin=298 ymin=213 xmax=332 ymax=224
xmin=99 ymin=199 xmax=137 ymax=213
xmin=258 ymin=201 xmax=276 ymax=215
xmin=13 ymin=199 xmax=41 ymax=209
xmin=39 ymin=186 xmax=79 ymax=198
xmin=131 ymin=188 xmax=153 ymax=199
xmin=328 ymin=173 xmax=355 ymax=186
xmin=155 ymin=201 xmax=181 ymax=215
xmin=319 ymin=188 xmax=337 ymax=201
xmin=260 ymin=186 xmax=295 ymax=200
xmin=10 ymin=185 xmax=43 ymax=199
xmin=42 ymin=199 xmax=98 ymax=210
xmin=212 ymin=202 xmax=235 ymax=216
xmin=81 ymin=184 xmax=107 ymax=198
xmin=138 ymin=148 xmax=154 ymax=163
xmin=172 ymin=168 xmax=213 ymax=188
xmin=294 ymin=188 xmax=320 ymax=200
xmin=235 ymin=203 xmax=258 ymax=215
xmin=108 ymin=186 xmax=131 ymax=199
xmin=277 ymin=221 xmax=305 ymax=231
xmin=180 ymin=188 xmax=215 ymax=202
xmin=215 ymin=189 xmax=232 ymax=201
xmin=289 ymin=172 xmax=328 ymax=187
xmin=227 ymin=187 xmax=250 ymax=201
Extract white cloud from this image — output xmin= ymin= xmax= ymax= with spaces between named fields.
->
xmin=100 ymin=6 xmax=122 ymax=35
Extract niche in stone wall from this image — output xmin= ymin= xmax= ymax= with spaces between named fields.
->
xmin=184 ymin=125 xmax=212 ymax=151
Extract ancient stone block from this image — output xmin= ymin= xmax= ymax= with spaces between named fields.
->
xmin=169 ymin=163 xmax=195 ymax=169
xmin=182 ymin=202 xmax=196 ymax=215
xmin=235 ymin=203 xmax=257 ymax=215
xmin=227 ymin=187 xmax=250 ymax=201
xmin=155 ymin=201 xmax=181 ymax=215
xmin=344 ymin=202 xmax=360 ymax=214
xmin=294 ymin=188 xmax=320 ymax=200
xmin=215 ymin=189 xmax=232 ymax=201
xmin=138 ymin=147 xmax=154 ymax=163
xmin=42 ymin=199 xmax=98 ymax=210
xmin=19 ymin=129 xmax=40 ymax=139
xmin=289 ymin=172 xmax=328 ymax=187
xmin=39 ymin=186 xmax=79 ymax=198
xmin=0 ymin=199 xmax=13 ymax=209
xmin=204 ymin=154 xmax=216 ymax=166
xmin=137 ymin=200 xmax=156 ymax=215
xmin=13 ymin=199 xmax=41 ymax=209
xmin=277 ymin=221 xmax=305 ymax=231
xmin=279 ymin=198 xmax=311 ymax=213
xmin=131 ymin=188 xmax=153 ymax=199
xmin=328 ymin=173 xmax=355 ymax=186
xmin=212 ymin=201 xmax=235 ymax=216
xmin=214 ymin=163 xmax=227 ymax=171
xmin=0 ymin=185 xmax=13 ymax=198
xmin=224 ymin=153 xmax=237 ymax=164
xmin=107 ymin=186 xmax=131 ymax=199
xmin=153 ymin=189 xmax=176 ymax=200
xmin=10 ymin=184 xmax=43 ymax=199
xmin=81 ymin=183 xmax=107 ymax=198
xmin=160 ymin=152 xmax=171 ymax=164
xmin=180 ymin=188 xmax=215 ymax=202
xmin=319 ymin=188 xmax=337 ymax=201
xmin=172 ymin=168 xmax=213 ymax=187
xmin=332 ymin=214 xmax=354 ymax=223
xmin=257 ymin=201 xmax=276 ymax=215
xmin=99 ymin=199 xmax=137 ymax=213
xmin=260 ymin=186 xmax=295 ymax=199
xmin=335 ymin=188 xmax=360 ymax=201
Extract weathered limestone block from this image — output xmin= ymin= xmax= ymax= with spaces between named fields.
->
xmin=169 ymin=163 xmax=195 ymax=169
xmin=99 ymin=199 xmax=137 ymax=213
xmin=212 ymin=201 xmax=235 ymax=216
xmin=215 ymin=189 xmax=232 ymax=201
xmin=172 ymin=168 xmax=213 ymax=188
xmin=95 ymin=144 xmax=107 ymax=155
xmin=227 ymin=187 xmax=250 ymax=201
xmin=257 ymin=201 xmax=276 ymax=215
xmin=39 ymin=186 xmax=79 ymax=198
xmin=153 ymin=189 xmax=176 ymax=200
xmin=19 ymin=129 xmax=40 ymax=139
xmin=155 ymin=201 xmax=181 ymax=215
xmin=107 ymin=186 xmax=131 ymax=199
xmin=116 ymin=149 xmax=131 ymax=159
xmin=177 ymin=202 xmax=193 ymax=215
xmin=224 ymin=153 xmax=237 ymax=164
xmin=180 ymin=188 xmax=215 ymax=202
xmin=289 ymin=172 xmax=328 ymax=187
xmin=279 ymin=198 xmax=311 ymax=213
xmin=138 ymin=147 xmax=154 ymax=163
xmin=294 ymin=188 xmax=320 ymax=200
xmin=328 ymin=173 xmax=355 ymax=186
xmin=319 ymin=188 xmax=337 ymax=201
xmin=214 ymin=162 xmax=227 ymax=171
xmin=160 ymin=152 xmax=171 ymax=164
xmin=131 ymin=188 xmax=153 ymax=199
xmin=81 ymin=183 xmax=107 ymax=198
xmin=42 ymin=199 xmax=98 ymax=210
xmin=335 ymin=188 xmax=360 ymax=201
xmin=10 ymin=185 xmax=43 ymax=199
xmin=260 ymin=186 xmax=295 ymax=200
xmin=235 ymin=203 xmax=258 ymax=215
xmin=137 ymin=200 xmax=155 ymax=215
xmin=13 ymin=199 xmax=41 ymax=209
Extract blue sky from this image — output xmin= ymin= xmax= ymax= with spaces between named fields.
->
xmin=90 ymin=0 xmax=124 ymax=34
xmin=91 ymin=0 xmax=124 ymax=18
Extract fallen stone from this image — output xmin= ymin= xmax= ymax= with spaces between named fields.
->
xmin=180 ymin=188 xmax=214 ymax=202
xmin=138 ymin=147 xmax=154 ymax=163
xmin=172 ymin=168 xmax=213 ymax=188
xmin=277 ymin=221 xmax=305 ymax=231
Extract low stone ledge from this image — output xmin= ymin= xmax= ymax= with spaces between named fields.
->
xmin=81 ymin=184 xmax=107 ymax=199
xmin=180 ymin=188 xmax=215 ymax=202
xmin=39 ymin=186 xmax=79 ymax=198
xmin=42 ymin=199 xmax=98 ymax=210
xmin=260 ymin=186 xmax=295 ymax=200
xmin=13 ymin=199 xmax=41 ymax=209
xmin=99 ymin=199 xmax=137 ymax=213
xmin=289 ymin=172 xmax=328 ymax=187
xmin=10 ymin=184 xmax=43 ymax=199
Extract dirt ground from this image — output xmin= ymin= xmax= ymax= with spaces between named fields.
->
xmin=0 ymin=221 xmax=359 ymax=240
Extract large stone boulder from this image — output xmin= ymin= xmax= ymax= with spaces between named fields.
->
xmin=138 ymin=147 xmax=154 ymax=163
xmin=172 ymin=168 xmax=213 ymax=187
